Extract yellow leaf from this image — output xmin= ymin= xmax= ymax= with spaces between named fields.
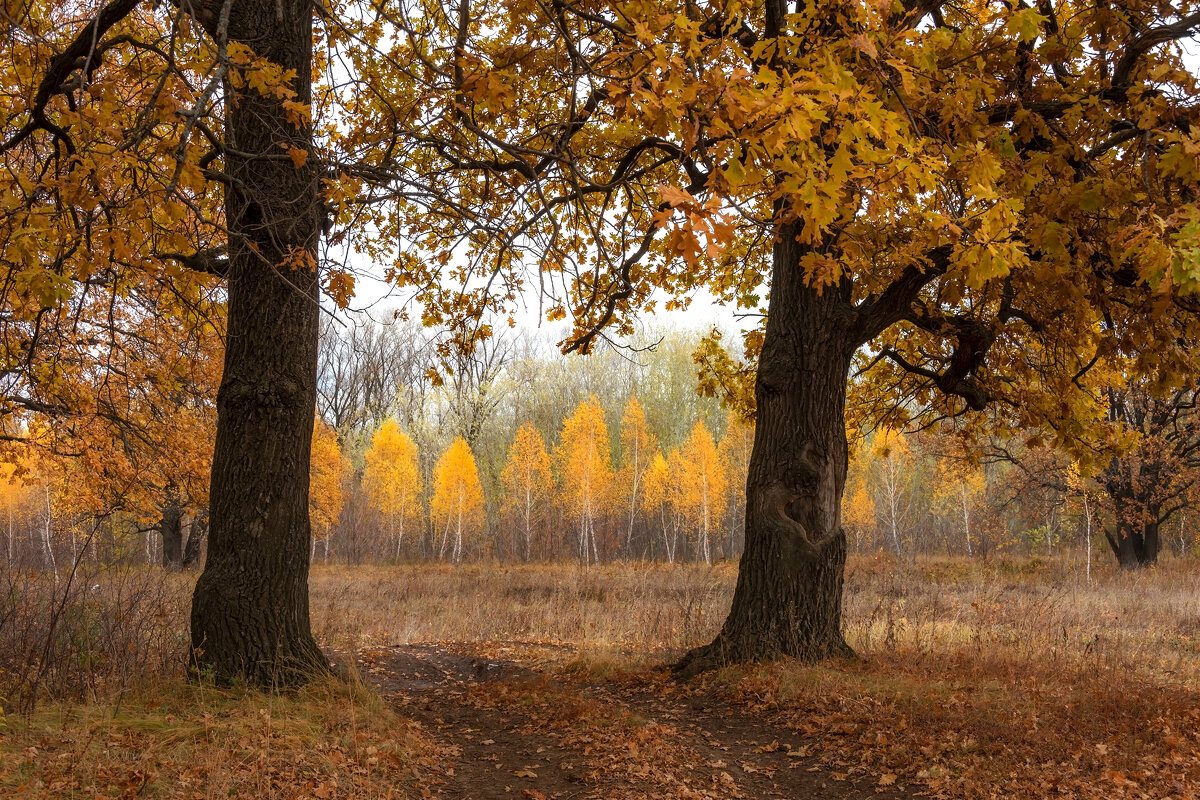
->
xmin=849 ymin=34 xmax=877 ymax=59
xmin=657 ymin=185 xmax=694 ymax=208
xmin=285 ymin=145 xmax=309 ymax=168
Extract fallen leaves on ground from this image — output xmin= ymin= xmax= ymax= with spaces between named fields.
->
xmin=0 ymin=678 xmax=431 ymax=799
xmin=713 ymin=650 xmax=1200 ymax=800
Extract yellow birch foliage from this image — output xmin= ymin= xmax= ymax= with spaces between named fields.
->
xmin=309 ymin=419 xmax=347 ymax=545
xmin=0 ymin=458 xmax=29 ymax=566
xmin=362 ymin=419 xmax=422 ymax=556
xmin=556 ymin=396 xmax=613 ymax=564
xmin=642 ymin=450 xmax=676 ymax=562
xmin=843 ymin=452 xmax=878 ymax=554
xmin=0 ymin=462 xmax=26 ymax=511
xmin=718 ymin=412 xmax=753 ymax=514
xmin=842 ymin=443 xmax=876 ymax=550
xmin=431 ymin=436 xmax=486 ymax=563
xmin=932 ymin=458 xmax=987 ymax=557
xmin=677 ymin=421 xmax=727 ymax=564
xmin=618 ymin=396 xmax=657 ymax=548
xmin=641 ymin=451 xmax=671 ymax=520
xmin=871 ymin=429 xmax=915 ymax=557
xmin=500 ymin=422 xmax=554 ymax=560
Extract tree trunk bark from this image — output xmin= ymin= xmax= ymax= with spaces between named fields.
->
xmin=1143 ymin=519 xmax=1160 ymax=566
xmin=1103 ymin=493 xmax=1162 ymax=569
xmin=43 ymin=487 xmax=57 ymax=584
xmin=160 ymin=493 xmax=184 ymax=569
xmin=189 ymin=0 xmax=328 ymax=687
xmin=675 ymin=223 xmax=854 ymax=677
xmin=182 ymin=511 xmax=207 ymax=569
xmin=1108 ymin=523 xmax=1142 ymax=569
xmin=1083 ymin=493 xmax=1092 ymax=585
xmin=962 ymin=484 xmax=972 ymax=557
xmin=1105 ymin=521 xmax=1160 ymax=569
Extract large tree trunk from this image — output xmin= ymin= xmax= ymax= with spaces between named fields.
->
xmin=160 ymin=492 xmax=184 ymax=569
xmin=182 ymin=511 xmax=207 ymax=569
xmin=189 ymin=0 xmax=328 ymax=687
xmin=1102 ymin=477 xmax=1162 ymax=569
xmin=1105 ymin=520 xmax=1160 ymax=569
xmin=675 ymin=223 xmax=854 ymax=677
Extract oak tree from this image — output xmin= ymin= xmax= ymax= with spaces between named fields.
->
xmin=336 ymin=0 xmax=1200 ymax=674
xmin=4 ymin=0 xmax=332 ymax=684
xmin=1093 ymin=385 xmax=1200 ymax=568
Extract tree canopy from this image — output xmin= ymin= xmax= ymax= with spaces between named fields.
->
xmin=4 ymin=0 xmax=1198 ymax=682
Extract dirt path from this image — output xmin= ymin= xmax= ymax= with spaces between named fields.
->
xmin=362 ymin=643 xmax=916 ymax=800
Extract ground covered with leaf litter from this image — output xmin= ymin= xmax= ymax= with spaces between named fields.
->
xmin=364 ymin=642 xmax=915 ymax=800
xmin=362 ymin=640 xmax=1200 ymax=800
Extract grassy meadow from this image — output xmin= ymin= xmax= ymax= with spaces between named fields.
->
xmin=2 ymin=555 xmax=1198 ymax=797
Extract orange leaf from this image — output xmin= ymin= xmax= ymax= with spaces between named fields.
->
xmin=284 ymin=145 xmax=308 ymax=168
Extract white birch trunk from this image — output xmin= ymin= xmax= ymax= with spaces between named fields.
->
xmin=1084 ymin=493 xmax=1092 ymax=586
xmin=43 ymin=488 xmax=57 ymax=584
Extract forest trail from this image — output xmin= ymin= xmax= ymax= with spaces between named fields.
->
xmin=361 ymin=643 xmax=915 ymax=800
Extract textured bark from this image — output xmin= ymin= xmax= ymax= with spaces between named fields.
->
xmin=1106 ymin=520 xmax=1160 ymax=569
xmin=189 ymin=0 xmax=328 ymax=687
xmin=182 ymin=511 xmax=207 ymax=569
xmin=160 ymin=493 xmax=184 ymax=569
xmin=1102 ymin=463 xmax=1163 ymax=569
xmin=675 ymin=222 xmax=855 ymax=677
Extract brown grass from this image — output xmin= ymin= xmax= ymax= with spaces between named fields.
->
xmin=309 ymin=560 xmax=733 ymax=657
xmin=3 ymin=553 xmax=1198 ymax=798
xmin=311 ymin=555 xmax=1200 ymax=797
xmin=0 ymin=676 xmax=428 ymax=799
xmin=0 ymin=565 xmax=192 ymax=713
xmin=310 ymin=555 xmax=1200 ymax=686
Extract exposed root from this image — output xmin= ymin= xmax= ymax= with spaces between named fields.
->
xmin=671 ymin=632 xmax=858 ymax=681
xmin=670 ymin=640 xmax=727 ymax=681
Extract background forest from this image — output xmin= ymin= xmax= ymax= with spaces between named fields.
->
xmin=3 ymin=313 xmax=1197 ymax=575
xmin=4 ymin=310 xmax=1200 ymax=798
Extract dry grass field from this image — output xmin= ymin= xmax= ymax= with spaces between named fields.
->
xmin=2 ymin=555 xmax=1199 ymax=798
xmin=309 ymin=556 xmax=1200 ymax=682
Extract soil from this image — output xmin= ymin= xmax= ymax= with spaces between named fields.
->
xmin=362 ymin=643 xmax=917 ymax=800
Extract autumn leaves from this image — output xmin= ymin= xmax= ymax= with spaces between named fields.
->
xmin=361 ymin=419 xmax=422 ymax=559
xmin=509 ymin=396 xmax=747 ymax=565
xmin=432 ymin=437 xmax=486 ymax=563
xmin=356 ymin=419 xmax=486 ymax=563
xmin=327 ymin=394 xmax=753 ymax=565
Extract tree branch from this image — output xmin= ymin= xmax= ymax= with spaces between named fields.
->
xmin=0 ymin=0 xmax=144 ymax=153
